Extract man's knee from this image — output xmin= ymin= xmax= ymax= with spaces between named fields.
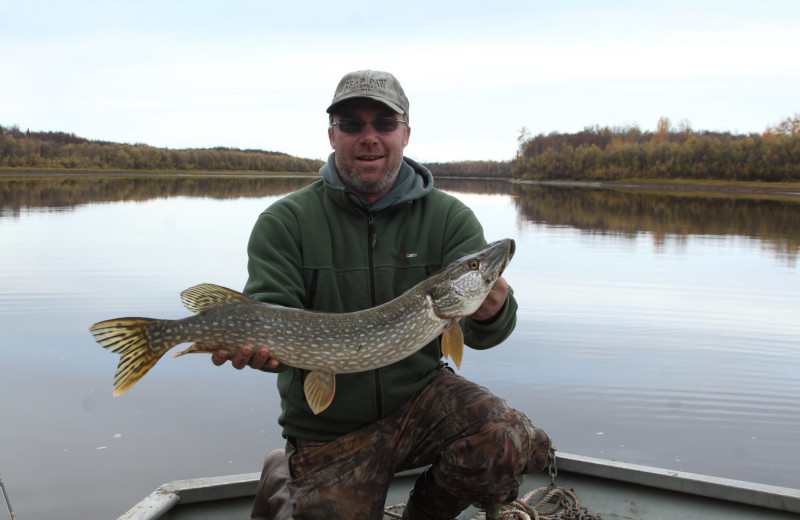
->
xmin=436 ymin=408 xmax=551 ymax=504
xmin=476 ymin=405 xmax=551 ymax=477
xmin=517 ymin=412 xmax=552 ymax=474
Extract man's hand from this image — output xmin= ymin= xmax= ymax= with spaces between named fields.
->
xmin=211 ymin=346 xmax=280 ymax=370
xmin=470 ymin=276 xmax=509 ymax=322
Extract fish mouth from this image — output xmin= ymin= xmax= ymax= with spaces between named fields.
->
xmin=483 ymin=239 xmax=515 ymax=281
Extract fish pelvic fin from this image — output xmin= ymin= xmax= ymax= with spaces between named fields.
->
xmin=172 ymin=342 xmax=216 ymax=358
xmin=441 ymin=321 xmax=464 ymax=369
xmin=304 ymin=370 xmax=336 ymax=415
xmin=89 ymin=318 xmax=165 ymax=396
xmin=180 ymin=283 xmax=258 ymax=314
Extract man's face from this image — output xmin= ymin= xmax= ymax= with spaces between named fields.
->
xmin=328 ymin=99 xmax=411 ymax=204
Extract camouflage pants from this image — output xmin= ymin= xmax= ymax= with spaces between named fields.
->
xmin=251 ymin=368 xmax=550 ymax=520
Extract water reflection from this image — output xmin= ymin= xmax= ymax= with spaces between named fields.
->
xmin=3 ymin=175 xmax=798 ymax=266
xmin=0 ymin=174 xmax=317 ymax=216
xmin=436 ymin=177 xmax=800 ymax=265
xmin=510 ymin=183 xmax=800 ymax=265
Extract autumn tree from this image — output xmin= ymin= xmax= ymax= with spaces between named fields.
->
xmin=766 ymin=113 xmax=800 ymax=137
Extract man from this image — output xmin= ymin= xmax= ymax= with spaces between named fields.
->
xmin=214 ymin=70 xmax=550 ymax=520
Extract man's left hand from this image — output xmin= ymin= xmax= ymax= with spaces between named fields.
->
xmin=470 ymin=276 xmax=508 ymax=322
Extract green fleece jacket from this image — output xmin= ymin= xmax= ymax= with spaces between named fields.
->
xmin=244 ymin=153 xmax=518 ymax=441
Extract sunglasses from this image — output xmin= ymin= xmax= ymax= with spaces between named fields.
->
xmin=331 ymin=118 xmax=408 ymax=134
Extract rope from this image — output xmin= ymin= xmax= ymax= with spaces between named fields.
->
xmin=383 ymin=502 xmax=406 ymax=519
xmin=382 ymin=484 xmax=601 ymax=519
xmin=487 ymin=484 xmax=603 ymax=519
xmin=382 ymin=447 xmax=603 ymax=520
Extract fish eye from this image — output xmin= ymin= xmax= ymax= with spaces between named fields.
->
xmin=469 ymin=260 xmax=479 ymax=270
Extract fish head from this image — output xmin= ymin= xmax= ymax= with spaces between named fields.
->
xmin=430 ymin=238 xmax=515 ymax=319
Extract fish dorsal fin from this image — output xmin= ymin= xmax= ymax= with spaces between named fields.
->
xmin=441 ymin=321 xmax=464 ymax=369
xmin=304 ymin=370 xmax=336 ymax=415
xmin=180 ymin=284 xmax=257 ymax=314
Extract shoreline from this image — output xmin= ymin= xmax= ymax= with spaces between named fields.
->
xmin=1 ymin=169 xmax=799 ymax=197
xmin=511 ymin=179 xmax=800 ymax=197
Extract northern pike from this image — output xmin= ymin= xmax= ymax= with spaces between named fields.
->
xmin=89 ymin=238 xmax=515 ymax=414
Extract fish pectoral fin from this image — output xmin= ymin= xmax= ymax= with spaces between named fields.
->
xmin=441 ymin=321 xmax=464 ymax=369
xmin=303 ymin=371 xmax=336 ymax=415
xmin=172 ymin=342 xmax=216 ymax=358
xmin=180 ymin=283 xmax=258 ymax=314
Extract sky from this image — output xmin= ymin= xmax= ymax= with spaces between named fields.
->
xmin=2 ymin=0 xmax=799 ymax=163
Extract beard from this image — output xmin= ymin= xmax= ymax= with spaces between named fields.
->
xmin=335 ymin=154 xmax=403 ymax=200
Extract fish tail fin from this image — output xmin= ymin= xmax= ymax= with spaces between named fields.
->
xmin=441 ymin=321 xmax=464 ymax=369
xmin=89 ymin=318 xmax=166 ymax=396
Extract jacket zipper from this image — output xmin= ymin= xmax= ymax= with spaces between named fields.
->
xmin=367 ymin=213 xmax=378 ymax=303
xmin=367 ymin=213 xmax=384 ymax=417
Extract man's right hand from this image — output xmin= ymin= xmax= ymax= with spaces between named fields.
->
xmin=212 ymin=346 xmax=279 ymax=370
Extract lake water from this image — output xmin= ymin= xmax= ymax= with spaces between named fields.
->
xmin=0 ymin=175 xmax=798 ymax=519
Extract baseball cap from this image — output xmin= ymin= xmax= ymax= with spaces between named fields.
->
xmin=326 ymin=70 xmax=409 ymax=115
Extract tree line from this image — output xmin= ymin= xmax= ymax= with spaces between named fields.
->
xmin=0 ymin=125 xmax=324 ymax=173
xmin=3 ymin=115 xmax=799 ymax=182
xmin=512 ymin=115 xmax=800 ymax=182
xmin=423 ymin=160 xmax=512 ymax=178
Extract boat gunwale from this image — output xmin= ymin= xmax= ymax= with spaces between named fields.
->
xmin=117 ymin=473 xmax=258 ymax=520
xmin=555 ymin=452 xmax=800 ymax=514
xmin=117 ymin=452 xmax=800 ymax=519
